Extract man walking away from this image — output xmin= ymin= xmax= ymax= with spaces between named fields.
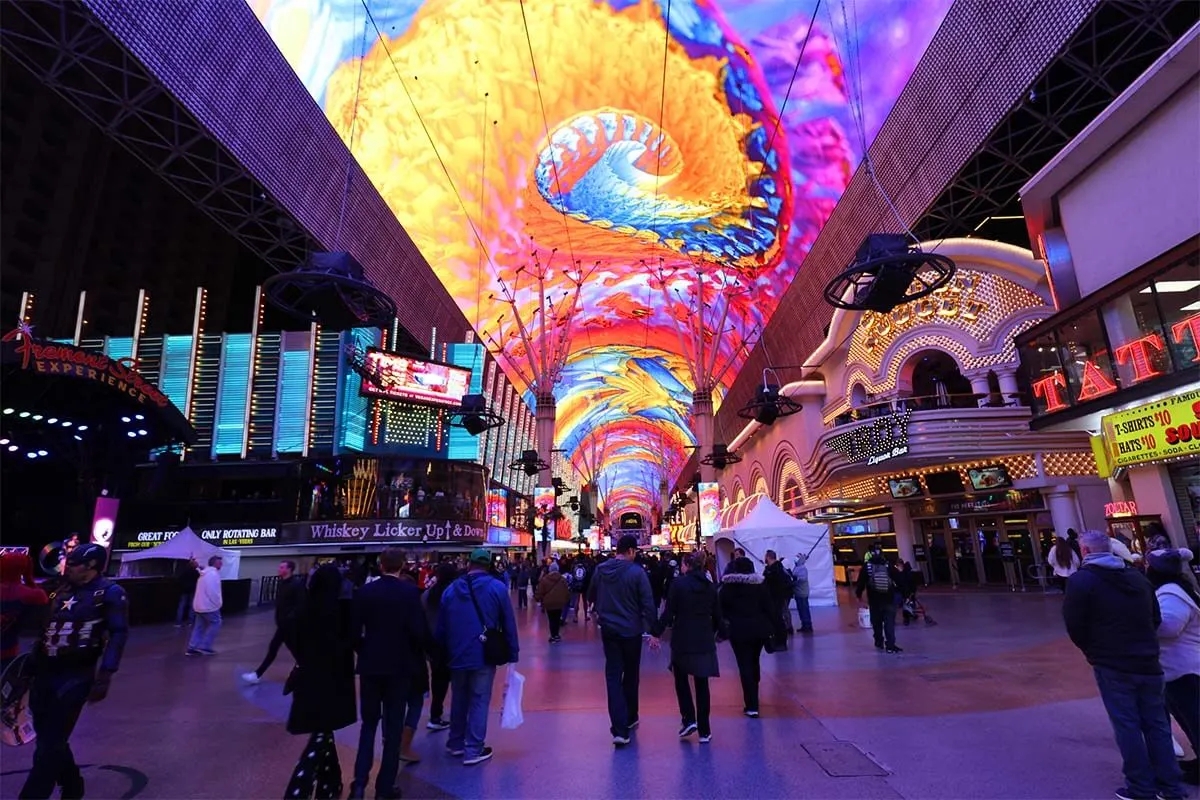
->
xmin=437 ymin=549 xmax=519 ymax=766
xmin=588 ymin=534 xmax=660 ymax=747
xmin=349 ymin=547 xmax=428 ymax=800
xmin=855 ymin=545 xmax=900 ymax=653
xmin=243 ymin=560 xmax=307 ymax=684
xmin=791 ymin=552 xmax=813 ymax=634
xmin=762 ymin=550 xmax=793 ymax=638
xmin=1063 ymin=531 xmax=1184 ymax=800
xmin=186 ymin=555 xmax=223 ymax=656
xmin=515 ymin=561 xmax=533 ymax=610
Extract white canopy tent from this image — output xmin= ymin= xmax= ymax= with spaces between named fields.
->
xmin=714 ymin=498 xmax=837 ymax=607
xmin=118 ymin=527 xmax=238 ymax=578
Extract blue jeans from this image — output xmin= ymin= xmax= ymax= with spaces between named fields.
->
xmin=792 ymin=583 xmax=812 ymax=630
xmin=447 ymin=667 xmax=496 ymax=759
xmin=1093 ymin=666 xmax=1184 ymax=798
xmin=354 ymin=674 xmax=407 ymax=793
xmin=175 ymin=591 xmax=194 ymax=625
xmin=187 ymin=610 xmax=221 ymax=652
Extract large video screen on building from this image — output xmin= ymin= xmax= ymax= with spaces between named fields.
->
xmin=698 ymin=482 xmax=721 ymax=538
xmin=487 ymin=488 xmax=508 ymax=528
xmin=359 ymin=348 xmax=471 ymax=409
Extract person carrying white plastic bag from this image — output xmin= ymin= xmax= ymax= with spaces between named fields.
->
xmin=500 ymin=664 xmax=525 ymax=730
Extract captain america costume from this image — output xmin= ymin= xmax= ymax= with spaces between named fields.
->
xmin=19 ymin=545 xmax=128 ymax=800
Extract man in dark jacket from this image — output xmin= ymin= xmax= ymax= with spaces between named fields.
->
xmin=243 ymin=560 xmax=306 ymax=684
xmin=349 ymin=547 xmax=428 ymax=799
xmin=588 ymin=534 xmax=660 ymax=746
xmin=1063 ymin=530 xmax=1183 ymax=800
xmin=762 ymin=550 xmax=793 ymax=638
xmin=855 ymin=545 xmax=901 ymax=653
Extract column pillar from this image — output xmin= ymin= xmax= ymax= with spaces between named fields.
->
xmin=890 ymin=502 xmax=916 ymax=565
xmin=693 ymin=388 xmax=715 ymax=484
xmin=536 ymin=393 xmax=556 ymax=559
xmin=996 ymin=369 xmax=1021 ymax=402
xmin=967 ymin=373 xmax=991 ymax=407
xmin=1043 ymin=485 xmax=1082 ymax=538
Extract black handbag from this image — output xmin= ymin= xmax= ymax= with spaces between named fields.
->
xmin=466 ymin=576 xmax=512 ymax=666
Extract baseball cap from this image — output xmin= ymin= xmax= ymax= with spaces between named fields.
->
xmin=469 ymin=548 xmax=492 ymax=566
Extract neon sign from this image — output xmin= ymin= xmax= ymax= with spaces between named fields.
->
xmin=1104 ymin=501 xmax=1138 ymax=517
xmin=826 ymin=410 xmax=911 ymax=465
xmin=1032 ymin=312 xmax=1200 ymax=413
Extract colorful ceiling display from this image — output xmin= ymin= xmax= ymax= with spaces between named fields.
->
xmin=249 ymin=0 xmax=951 ymax=521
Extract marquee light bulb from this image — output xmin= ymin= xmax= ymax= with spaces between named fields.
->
xmin=26 ymin=452 xmax=37 ymax=459
xmin=7 ymin=445 xmax=17 ymax=452
xmin=30 ymin=414 xmax=42 ymax=421
xmin=127 ymin=431 xmax=137 ymax=438
xmin=1 ymin=408 xmax=12 ymax=414
xmin=77 ymin=425 xmax=88 ymax=431
xmin=0 ymin=438 xmax=7 ymax=445
xmin=62 ymin=421 xmax=72 ymax=427
xmin=37 ymin=450 xmax=47 ymax=456
xmin=47 ymin=418 xmax=57 ymax=424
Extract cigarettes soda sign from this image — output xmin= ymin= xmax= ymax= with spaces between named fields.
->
xmin=1099 ymin=388 xmax=1200 ymax=470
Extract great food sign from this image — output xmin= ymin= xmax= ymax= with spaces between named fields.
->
xmin=1099 ymin=388 xmax=1200 ymax=470
xmin=117 ymin=526 xmax=279 ymax=550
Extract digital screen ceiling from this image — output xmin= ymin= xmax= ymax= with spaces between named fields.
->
xmin=250 ymin=0 xmax=951 ymax=519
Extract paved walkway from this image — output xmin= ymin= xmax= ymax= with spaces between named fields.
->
xmin=1 ymin=588 xmax=1195 ymax=799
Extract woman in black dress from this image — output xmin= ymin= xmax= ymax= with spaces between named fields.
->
xmin=284 ymin=564 xmax=357 ymax=800
xmin=718 ymin=556 xmax=779 ymax=717
xmin=653 ymin=551 xmax=724 ymax=742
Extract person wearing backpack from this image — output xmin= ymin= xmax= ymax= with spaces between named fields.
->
xmin=855 ymin=544 xmax=902 ymax=653
xmin=568 ymin=562 xmax=588 ymax=623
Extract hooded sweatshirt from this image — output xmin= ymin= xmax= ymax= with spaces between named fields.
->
xmin=1155 ymin=583 xmax=1200 ymax=682
xmin=589 ymin=557 xmax=656 ymax=638
xmin=1063 ymin=552 xmax=1161 ymax=675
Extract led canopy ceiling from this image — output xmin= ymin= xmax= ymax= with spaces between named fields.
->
xmin=250 ymin=0 xmax=950 ymax=521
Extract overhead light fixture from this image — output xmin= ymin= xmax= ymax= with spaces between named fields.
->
xmin=26 ymin=452 xmax=38 ymax=459
xmin=135 ymin=414 xmax=145 ymax=421
xmin=30 ymin=415 xmax=42 ymax=421
xmin=121 ymin=416 xmax=131 ymax=423
xmin=46 ymin=418 xmax=58 ymax=425
xmin=824 ymin=233 xmax=956 ymax=312
xmin=36 ymin=450 xmax=47 ymax=457
xmin=137 ymin=429 xmax=148 ymax=436
xmin=73 ymin=435 xmax=82 ymax=441
xmin=448 ymin=394 xmax=504 ymax=436
xmin=700 ymin=443 xmax=742 ymax=471
xmin=6 ymin=445 xmax=17 ymax=452
xmin=509 ymin=449 xmax=548 ymax=477
xmin=0 ymin=438 xmax=7 ymax=445
xmin=737 ymin=373 xmax=802 ymax=426
xmin=127 ymin=431 xmax=137 ymax=438
xmin=1140 ymin=281 xmax=1199 ymax=294
xmin=2 ymin=408 xmax=12 ymax=415
xmin=76 ymin=425 xmax=88 ymax=431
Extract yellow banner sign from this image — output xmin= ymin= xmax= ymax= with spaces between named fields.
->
xmin=1100 ymin=388 xmax=1200 ymax=470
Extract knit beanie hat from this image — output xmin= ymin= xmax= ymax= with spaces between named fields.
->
xmin=1146 ymin=548 xmax=1194 ymax=576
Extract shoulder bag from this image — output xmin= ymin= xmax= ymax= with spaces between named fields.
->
xmin=466 ymin=576 xmax=512 ymax=666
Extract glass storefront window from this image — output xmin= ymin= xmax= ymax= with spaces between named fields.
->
xmin=1057 ymin=310 xmax=1117 ymax=401
xmin=1102 ymin=283 xmax=1172 ymax=386
xmin=1149 ymin=252 xmax=1200 ymax=369
xmin=1020 ymin=330 xmax=1066 ymax=415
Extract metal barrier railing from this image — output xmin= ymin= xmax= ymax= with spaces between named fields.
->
xmin=259 ymin=575 xmax=279 ymax=606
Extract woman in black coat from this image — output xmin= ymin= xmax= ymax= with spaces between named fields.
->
xmin=653 ymin=551 xmax=724 ymax=742
xmin=285 ymin=564 xmax=357 ymax=800
xmin=718 ymin=556 xmax=779 ymax=717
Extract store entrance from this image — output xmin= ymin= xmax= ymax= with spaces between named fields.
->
xmin=918 ymin=514 xmax=1041 ymax=588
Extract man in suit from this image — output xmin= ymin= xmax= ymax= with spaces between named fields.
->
xmin=349 ymin=547 xmax=428 ymax=800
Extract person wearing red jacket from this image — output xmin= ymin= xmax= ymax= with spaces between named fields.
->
xmin=0 ymin=551 xmax=49 ymax=667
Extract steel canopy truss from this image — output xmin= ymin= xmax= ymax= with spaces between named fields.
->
xmin=1 ymin=0 xmax=313 ymax=273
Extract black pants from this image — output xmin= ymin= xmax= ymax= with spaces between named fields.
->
xmin=286 ymin=731 xmax=342 ymax=800
xmin=255 ymin=625 xmax=295 ymax=677
xmin=517 ymin=586 xmax=528 ymax=608
xmin=20 ymin=673 xmax=92 ymax=799
xmin=602 ymin=634 xmax=642 ymax=737
xmin=429 ymin=654 xmax=452 ymax=721
xmin=546 ymin=608 xmax=563 ymax=639
xmin=673 ymin=669 xmax=711 ymax=736
xmin=354 ymin=674 xmax=407 ymax=795
xmin=869 ymin=601 xmax=896 ymax=649
xmin=731 ymin=639 xmax=764 ymax=712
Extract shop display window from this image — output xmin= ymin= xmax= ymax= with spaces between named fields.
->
xmin=1102 ymin=285 xmax=1171 ymax=386
xmin=1057 ymin=310 xmax=1117 ymax=401
xmin=1148 ymin=251 xmax=1200 ymax=369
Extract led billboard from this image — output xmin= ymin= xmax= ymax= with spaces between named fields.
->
xmin=359 ymin=349 xmax=471 ymax=409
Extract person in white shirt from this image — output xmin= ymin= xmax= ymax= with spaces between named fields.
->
xmin=187 ymin=555 xmax=224 ymax=655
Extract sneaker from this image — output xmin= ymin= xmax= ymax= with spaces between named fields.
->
xmin=241 ymin=672 xmax=261 ymax=684
xmin=463 ymin=747 xmax=493 ymax=766
xmin=1114 ymin=788 xmax=1155 ymax=800
xmin=885 ymin=646 xmax=903 ymax=654
xmin=185 ymin=648 xmax=201 ymax=656
xmin=628 ymin=718 xmax=640 ymax=730
xmin=612 ymin=735 xmax=630 ymax=746
xmin=445 ymin=746 xmax=465 ymax=757
xmin=426 ymin=718 xmax=450 ymax=731
xmin=874 ymin=642 xmax=884 ymax=650
xmin=678 ymin=721 xmax=698 ymax=738
xmin=198 ymin=649 xmax=217 ymax=656
xmin=699 ymin=733 xmax=712 ymax=743
xmin=744 ymin=710 xmax=759 ymax=718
